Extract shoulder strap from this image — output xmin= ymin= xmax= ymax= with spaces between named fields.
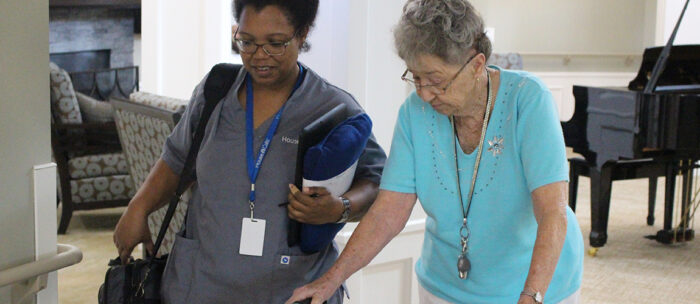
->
xmin=152 ymin=63 xmax=242 ymax=257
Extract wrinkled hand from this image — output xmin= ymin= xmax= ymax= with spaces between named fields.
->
xmin=113 ymin=204 xmax=154 ymax=264
xmin=287 ymin=184 xmax=342 ymax=225
xmin=285 ymin=274 xmax=342 ymax=304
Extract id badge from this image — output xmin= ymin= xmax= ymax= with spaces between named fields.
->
xmin=240 ymin=218 xmax=266 ymax=256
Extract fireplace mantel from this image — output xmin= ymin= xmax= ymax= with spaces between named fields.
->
xmin=50 ymin=0 xmax=140 ymax=9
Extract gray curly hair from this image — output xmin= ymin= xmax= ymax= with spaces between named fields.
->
xmin=394 ymin=0 xmax=491 ymax=66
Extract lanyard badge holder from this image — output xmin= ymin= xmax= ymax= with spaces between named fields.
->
xmin=239 ymin=64 xmax=304 ymax=257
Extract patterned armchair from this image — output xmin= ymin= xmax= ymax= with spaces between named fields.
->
xmin=50 ymin=62 xmax=136 ymax=234
xmin=487 ymin=53 xmax=523 ymax=70
xmin=112 ymin=92 xmax=189 ymax=255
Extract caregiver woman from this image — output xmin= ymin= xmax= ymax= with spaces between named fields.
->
xmin=287 ymin=0 xmax=583 ymax=303
xmin=113 ymin=0 xmax=386 ymax=303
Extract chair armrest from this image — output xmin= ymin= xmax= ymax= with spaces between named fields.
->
xmin=53 ymin=139 xmax=122 ymax=155
xmin=51 ymin=121 xmax=122 ymax=155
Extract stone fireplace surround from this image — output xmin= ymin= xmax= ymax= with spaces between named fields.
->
xmin=49 ymin=3 xmax=140 ymax=99
xmin=49 ymin=6 xmax=137 ymax=72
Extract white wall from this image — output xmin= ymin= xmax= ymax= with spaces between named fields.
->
xmin=0 ymin=0 xmax=51 ymax=303
xmin=298 ymin=0 xmax=351 ymax=96
xmin=133 ymin=34 xmax=142 ymax=75
xmin=141 ymin=0 xmax=236 ymax=99
xmin=662 ymin=0 xmax=700 ymax=44
xmin=470 ymin=0 xmax=652 ymax=55
xmin=468 ymin=0 xmax=661 ymax=72
xmin=349 ymin=0 xmax=409 ymax=151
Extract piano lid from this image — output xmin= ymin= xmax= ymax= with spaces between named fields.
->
xmin=629 ymin=0 xmax=697 ymax=93
xmin=628 ymin=44 xmax=700 ymax=91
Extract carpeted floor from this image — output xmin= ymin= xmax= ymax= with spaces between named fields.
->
xmin=57 ymin=177 xmax=700 ymax=303
xmin=573 ymin=177 xmax=699 ymax=304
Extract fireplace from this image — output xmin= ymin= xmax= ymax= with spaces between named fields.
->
xmin=50 ymin=5 xmax=139 ymax=99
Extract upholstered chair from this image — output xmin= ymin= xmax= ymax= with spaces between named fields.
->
xmin=112 ymin=92 xmax=188 ymax=255
xmin=50 ymin=62 xmax=136 ymax=234
xmin=487 ymin=53 xmax=524 ymax=70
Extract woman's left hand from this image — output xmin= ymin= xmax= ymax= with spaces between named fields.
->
xmin=285 ymin=273 xmax=342 ymax=304
xmin=287 ymin=184 xmax=343 ymax=224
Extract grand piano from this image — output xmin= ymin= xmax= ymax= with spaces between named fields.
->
xmin=562 ymin=1 xmax=700 ymax=252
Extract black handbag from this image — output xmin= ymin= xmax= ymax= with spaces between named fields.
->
xmin=98 ymin=63 xmax=241 ymax=304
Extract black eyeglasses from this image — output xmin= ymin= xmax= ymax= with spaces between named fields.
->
xmin=233 ymin=28 xmax=297 ymax=56
xmin=401 ymin=53 xmax=479 ymax=95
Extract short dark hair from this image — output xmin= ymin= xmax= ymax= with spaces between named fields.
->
xmin=233 ymin=0 xmax=319 ymax=52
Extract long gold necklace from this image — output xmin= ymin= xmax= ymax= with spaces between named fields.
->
xmin=452 ymin=69 xmax=493 ymax=280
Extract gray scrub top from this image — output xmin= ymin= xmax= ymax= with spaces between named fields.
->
xmin=159 ymin=64 xmax=386 ymax=304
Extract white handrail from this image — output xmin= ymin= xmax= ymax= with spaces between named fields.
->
xmin=0 ymin=244 xmax=82 ymax=288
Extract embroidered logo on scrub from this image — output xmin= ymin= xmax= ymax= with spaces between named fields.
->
xmin=488 ymin=136 xmax=504 ymax=156
xmin=281 ymin=255 xmax=290 ymax=265
xmin=282 ymin=136 xmax=298 ymax=145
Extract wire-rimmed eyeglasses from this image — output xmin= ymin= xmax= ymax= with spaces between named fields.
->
xmin=233 ymin=28 xmax=297 ymax=56
xmin=401 ymin=53 xmax=479 ymax=95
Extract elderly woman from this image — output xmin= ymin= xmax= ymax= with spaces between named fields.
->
xmin=287 ymin=0 xmax=583 ymax=303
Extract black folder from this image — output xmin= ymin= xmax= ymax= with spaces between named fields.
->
xmin=288 ymin=103 xmax=348 ymax=247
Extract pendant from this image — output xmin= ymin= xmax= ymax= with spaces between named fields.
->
xmin=457 ymin=254 xmax=471 ymax=279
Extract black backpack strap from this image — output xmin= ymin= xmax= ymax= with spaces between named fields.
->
xmin=152 ymin=63 xmax=242 ymax=257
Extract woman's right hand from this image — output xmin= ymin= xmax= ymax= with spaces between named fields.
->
xmin=113 ymin=204 xmax=154 ymax=264
xmin=285 ymin=272 xmax=343 ymax=304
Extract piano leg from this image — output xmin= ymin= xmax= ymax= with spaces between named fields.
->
xmin=651 ymin=160 xmax=696 ymax=244
xmin=663 ymin=161 xmax=676 ymax=232
xmin=680 ymin=162 xmax=692 ymax=232
xmin=567 ymin=157 xmax=590 ymax=213
xmin=647 ymin=177 xmax=657 ymax=226
xmin=679 ymin=163 xmax=696 ymax=242
xmin=589 ymin=164 xmax=613 ymax=248
xmin=569 ymin=160 xmax=579 ymax=212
